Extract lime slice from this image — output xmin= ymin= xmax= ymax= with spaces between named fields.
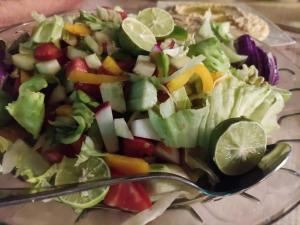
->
xmin=120 ymin=17 xmax=156 ymax=54
xmin=55 ymin=157 xmax=110 ymax=209
xmin=210 ymin=118 xmax=267 ymax=176
xmin=137 ymin=8 xmax=174 ymax=37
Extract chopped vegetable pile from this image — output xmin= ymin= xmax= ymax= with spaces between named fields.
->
xmin=0 ymin=6 xmax=291 ymax=223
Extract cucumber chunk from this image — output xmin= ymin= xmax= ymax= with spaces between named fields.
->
xmin=11 ymin=54 xmax=35 ymax=71
xmin=100 ymin=82 xmax=126 ymax=113
xmin=128 ymin=79 xmax=157 ymax=111
xmin=67 ymin=46 xmax=88 ymax=59
xmin=36 ymin=59 xmax=61 ymax=75
xmin=84 ymin=35 xmax=102 ymax=55
xmin=85 ymin=54 xmax=102 ymax=70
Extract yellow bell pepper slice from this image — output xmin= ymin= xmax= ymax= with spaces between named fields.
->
xmin=102 ymin=56 xmax=123 ymax=75
xmin=68 ymin=70 xmax=128 ymax=84
xmin=167 ymin=64 xmax=214 ymax=93
xmin=104 ymin=154 xmax=149 ymax=175
xmin=55 ymin=105 xmax=73 ymax=117
xmin=195 ymin=64 xmax=214 ymax=93
xmin=64 ymin=23 xmax=91 ymax=37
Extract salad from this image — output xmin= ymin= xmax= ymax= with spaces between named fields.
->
xmin=0 ymin=5 xmax=291 ymax=224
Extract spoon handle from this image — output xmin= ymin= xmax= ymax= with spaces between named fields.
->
xmin=0 ymin=172 xmax=200 ymax=207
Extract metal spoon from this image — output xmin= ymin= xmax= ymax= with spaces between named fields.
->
xmin=0 ymin=143 xmax=291 ymax=207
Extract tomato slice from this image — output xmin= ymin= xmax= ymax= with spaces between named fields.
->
xmin=66 ymin=58 xmax=89 ymax=74
xmin=104 ymin=176 xmax=152 ymax=212
xmin=122 ymin=137 xmax=155 ymax=158
xmin=60 ymin=135 xmax=86 ymax=157
xmin=74 ymin=82 xmax=101 ymax=100
xmin=42 ymin=149 xmax=63 ymax=164
xmin=34 ymin=43 xmax=62 ymax=61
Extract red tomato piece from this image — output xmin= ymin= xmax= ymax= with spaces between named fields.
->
xmin=42 ymin=149 xmax=63 ymax=164
xmin=116 ymin=58 xmax=135 ymax=72
xmin=12 ymin=76 xmax=20 ymax=98
xmin=98 ymin=65 xmax=113 ymax=75
xmin=122 ymin=137 xmax=155 ymax=158
xmin=65 ymin=58 xmax=88 ymax=74
xmin=104 ymin=181 xmax=152 ymax=212
xmin=74 ymin=82 xmax=101 ymax=100
xmin=157 ymin=90 xmax=169 ymax=103
xmin=60 ymin=135 xmax=86 ymax=157
xmin=102 ymin=42 xmax=108 ymax=54
xmin=34 ymin=43 xmax=62 ymax=61
xmin=119 ymin=11 xmax=127 ymax=20
xmin=168 ymin=40 xmax=175 ymax=49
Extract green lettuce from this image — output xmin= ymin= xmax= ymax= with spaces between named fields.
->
xmin=6 ymin=76 xmax=48 ymax=138
xmin=149 ymin=106 xmax=209 ymax=148
xmin=2 ymin=139 xmax=49 ymax=177
xmin=69 ymin=90 xmax=99 ymax=108
xmin=201 ymin=76 xmax=289 ymax=147
xmin=27 ymin=164 xmax=58 ymax=188
xmin=78 ymin=10 xmax=120 ymax=31
xmin=32 ymin=15 xmax=64 ymax=43
xmin=50 ymin=103 xmax=94 ymax=144
xmin=188 ymin=37 xmax=230 ymax=72
xmin=0 ymin=136 xmax=12 ymax=153
xmin=75 ymin=136 xmax=105 ymax=166
xmin=150 ymin=76 xmax=289 ymax=149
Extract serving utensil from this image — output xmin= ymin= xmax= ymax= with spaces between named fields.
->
xmin=0 ymin=142 xmax=291 ymax=208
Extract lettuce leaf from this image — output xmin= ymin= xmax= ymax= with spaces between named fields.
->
xmin=188 ymin=37 xmax=230 ymax=72
xmin=69 ymin=90 xmax=99 ymax=108
xmin=27 ymin=164 xmax=58 ymax=188
xmin=6 ymin=76 xmax=48 ymax=138
xmin=78 ymin=10 xmax=120 ymax=31
xmin=2 ymin=139 xmax=49 ymax=177
xmin=150 ymin=76 xmax=289 ymax=149
xmin=75 ymin=136 xmax=105 ymax=166
xmin=149 ymin=106 xmax=209 ymax=148
xmin=32 ymin=15 xmax=64 ymax=43
xmin=0 ymin=136 xmax=12 ymax=153
xmin=201 ymin=76 xmax=289 ymax=147
xmin=50 ymin=103 xmax=94 ymax=144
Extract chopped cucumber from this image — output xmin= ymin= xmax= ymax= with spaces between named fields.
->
xmin=114 ymin=118 xmax=133 ymax=139
xmin=131 ymin=118 xmax=160 ymax=140
xmin=159 ymin=98 xmax=175 ymax=118
xmin=94 ymin=32 xmax=110 ymax=45
xmin=62 ymin=30 xmax=78 ymax=46
xmin=170 ymin=55 xmax=191 ymax=69
xmin=128 ymin=79 xmax=157 ymax=111
xmin=67 ymin=46 xmax=88 ymax=59
xmin=100 ymin=82 xmax=126 ymax=113
xmin=36 ymin=59 xmax=61 ymax=75
xmin=84 ymin=35 xmax=102 ymax=55
xmin=11 ymin=54 xmax=35 ymax=71
xmin=85 ymin=54 xmax=102 ymax=70
xmin=133 ymin=55 xmax=156 ymax=76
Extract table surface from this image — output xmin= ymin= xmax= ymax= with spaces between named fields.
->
xmin=0 ymin=1 xmax=299 ymax=224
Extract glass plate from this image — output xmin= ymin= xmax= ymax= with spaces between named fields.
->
xmin=0 ymin=11 xmax=300 ymax=225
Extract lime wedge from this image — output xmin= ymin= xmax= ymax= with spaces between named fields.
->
xmin=137 ymin=7 xmax=175 ymax=37
xmin=55 ymin=157 xmax=110 ymax=209
xmin=120 ymin=17 xmax=156 ymax=54
xmin=210 ymin=118 xmax=267 ymax=176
